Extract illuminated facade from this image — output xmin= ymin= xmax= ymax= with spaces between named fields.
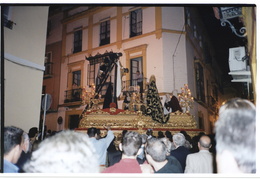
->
xmin=43 ymin=6 xmax=233 ymax=134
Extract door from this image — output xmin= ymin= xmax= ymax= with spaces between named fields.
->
xmin=69 ymin=115 xmax=80 ymax=130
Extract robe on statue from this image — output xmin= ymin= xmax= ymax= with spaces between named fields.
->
xmin=103 ymin=82 xmax=117 ymax=109
xmin=169 ymin=95 xmax=183 ymax=113
xmin=146 ymin=75 xmax=170 ymax=124
xmin=103 ymin=83 xmax=113 ymax=109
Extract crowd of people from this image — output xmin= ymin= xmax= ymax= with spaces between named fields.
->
xmin=3 ymin=98 xmax=256 ymax=174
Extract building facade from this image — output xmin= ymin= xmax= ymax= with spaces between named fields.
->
xmin=42 ymin=7 xmax=63 ymax=131
xmin=4 ymin=6 xmax=49 ymax=133
xmin=44 ymin=6 xmax=225 ymax=134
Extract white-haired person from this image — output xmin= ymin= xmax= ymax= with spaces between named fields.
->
xmin=214 ymin=98 xmax=256 ymax=173
xmin=23 ymin=130 xmax=99 ymax=173
xmin=170 ymin=132 xmax=190 ymax=172
xmin=144 ymin=137 xmax=183 ymax=173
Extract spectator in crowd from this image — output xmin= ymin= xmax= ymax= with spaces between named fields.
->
xmin=142 ymin=137 xmax=183 ymax=173
xmin=170 ymin=133 xmax=190 ymax=171
xmin=16 ymin=132 xmax=31 ymax=172
xmin=183 ymin=139 xmax=192 ymax=150
xmin=121 ymin=129 xmax=128 ymax=142
xmin=185 ymin=135 xmax=213 ymax=173
xmin=102 ymin=131 xmax=143 ymax=173
xmin=208 ymin=133 xmax=217 ymax=173
xmin=190 ymin=135 xmax=200 ymax=153
xmin=28 ymin=127 xmax=38 ymax=152
xmin=4 ymin=126 xmax=24 ymax=173
xmin=31 ymin=139 xmax=41 ymax=152
xmin=146 ymin=128 xmax=155 ymax=139
xmin=88 ymin=126 xmax=114 ymax=171
xmin=180 ymin=130 xmax=192 ymax=150
xmin=96 ymin=128 xmax=102 ymax=140
xmin=23 ymin=130 xmax=99 ymax=173
xmin=137 ymin=134 xmax=148 ymax=164
xmin=38 ymin=125 xmax=47 ymax=141
xmin=107 ymin=130 xmax=132 ymax=167
xmin=106 ymin=137 xmax=121 ymax=167
xmin=214 ymin=98 xmax=256 ymax=173
xmin=159 ymin=137 xmax=172 ymax=156
xmin=165 ymin=130 xmax=172 ymax=142
xmin=157 ymin=131 xmax=165 ymax=138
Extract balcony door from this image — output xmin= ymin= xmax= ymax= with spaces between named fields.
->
xmin=130 ymin=57 xmax=143 ymax=86
xmin=69 ymin=115 xmax=80 ymax=130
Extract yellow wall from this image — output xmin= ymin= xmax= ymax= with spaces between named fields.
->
xmin=4 ymin=6 xmax=49 ymax=133
xmin=242 ymin=7 xmax=256 ymax=102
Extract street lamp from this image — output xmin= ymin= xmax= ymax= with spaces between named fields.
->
xmin=213 ymin=7 xmax=247 ymax=38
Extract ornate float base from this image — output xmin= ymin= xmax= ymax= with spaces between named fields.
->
xmin=77 ymin=108 xmax=204 ymax=145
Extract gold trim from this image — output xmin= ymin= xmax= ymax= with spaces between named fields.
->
xmin=65 ymin=27 xmax=184 ymax=58
xmin=155 ymin=7 xmax=162 ymax=39
xmin=79 ymin=110 xmax=197 ymax=131
xmin=124 ymin=44 xmax=148 ymax=81
xmin=162 ymin=29 xmax=187 ymax=35
xmin=66 ymin=26 xmax=88 ymax=36
xmin=93 ymin=16 xmax=117 ymax=26
xmin=61 ymin=24 xmax=67 ymax=62
xmin=67 ymin=60 xmax=85 ymax=90
xmin=88 ymin=14 xmax=93 ymax=53
xmin=117 ymin=7 xmax=123 ymax=49
xmin=62 ymin=7 xmax=109 ymax=25
xmin=78 ymin=109 xmax=200 ymax=146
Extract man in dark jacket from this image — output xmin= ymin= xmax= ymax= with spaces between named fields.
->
xmin=142 ymin=137 xmax=183 ymax=173
xmin=170 ymin=133 xmax=191 ymax=171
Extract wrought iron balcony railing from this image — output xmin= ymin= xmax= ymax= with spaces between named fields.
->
xmin=122 ymin=78 xmax=147 ymax=93
xmin=207 ymin=95 xmax=218 ymax=112
xmin=64 ymin=88 xmax=82 ymax=103
xmin=44 ymin=62 xmax=54 ymax=78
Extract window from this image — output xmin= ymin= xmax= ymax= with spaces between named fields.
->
xmin=124 ymin=44 xmax=147 ymax=93
xmin=130 ymin=8 xmax=142 ymax=38
xmin=44 ymin=52 xmax=53 ymax=77
xmin=73 ymin=29 xmax=82 ymax=53
xmin=100 ymin=20 xmax=110 ymax=46
xmin=199 ymin=35 xmax=203 ymax=48
xmin=193 ymin=25 xmax=197 ymax=38
xmin=72 ymin=70 xmax=81 ymax=87
xmin=129 ymin=57 xmax=144 ymax=93
xmin=3 ymin=6 xmax=14 ymax=29
xmin=87 ymin=58 xmax=110 ymax=98
xmin=87 ymin=58 xmax=103 ymax=86
xmin=185 ymin=9 xmax=191 ymax=26
xmin=204 ymin=44 xmax=212 ymax=64
xmin=69 ymin=115 xmax=80 ymax=130
xmin=65 ymin=61 xmax=84 ymax=103
xmin=195 ymin=63 xmax=205 ymax=103
xmin=130 ymin=57 xmax=143 ymax=86
xmin=198 ymin=111 xmax=204 ymax=130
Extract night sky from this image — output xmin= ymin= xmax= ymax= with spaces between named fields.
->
xmin=196 ymin=6 xmax=248 ymax=87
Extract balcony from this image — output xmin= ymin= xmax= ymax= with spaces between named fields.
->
xmin=62 ymin=78 xmax=148 ymax=107
xmin=207 ymin=95 xmax=218 ymax=113
xmin=44 ymin=62 xmax=54 ymax=79
xmin=122 ymin=78 xmax=147 ymax=93
xmin=64 ymin=88 xmax=83 ymax=104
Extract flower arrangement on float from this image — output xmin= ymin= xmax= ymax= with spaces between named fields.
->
xmin=178 ymin=84 xmax=194 ymax=113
